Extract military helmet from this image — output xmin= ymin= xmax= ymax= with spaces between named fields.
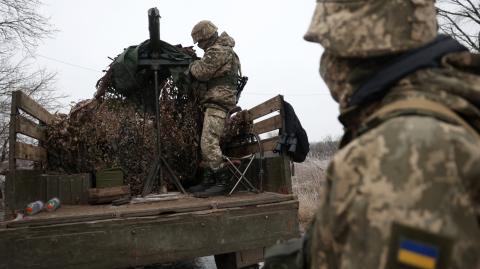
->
xmin=191 ymin=20 xmax=218 ymax=44
xmin=304 ymin=0 xmax=438 ymax=58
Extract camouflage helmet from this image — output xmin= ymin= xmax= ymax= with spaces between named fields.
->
xmin=304 ymin=0 xmax=438 ymax=58
xmin=191 ymin=20 xmax=218 ymax=44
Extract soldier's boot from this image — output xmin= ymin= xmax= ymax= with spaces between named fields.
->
xmin=194 ymin=167 xmax=231 ymax=198
xmin=188 ymin=168 xmax=215 ymax=193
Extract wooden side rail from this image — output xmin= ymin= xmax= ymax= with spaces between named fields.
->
xmin=248 ymin=95 xmax=283 ymax=122
xmin=227 ymin=95 xmax=285 ymax=156
xmin=6 ymin=91 xmax=61 ymax=215
xmin=8 ymin=90 xmax=54 ymax=172
xmin=226 ymin=95 xmax=292 ymax=194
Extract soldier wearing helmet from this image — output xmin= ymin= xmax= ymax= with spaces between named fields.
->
xmin=187 ymin=20 xmax=241 ymax=197
xmin=265 ymin=1 xmax=480 ymax=268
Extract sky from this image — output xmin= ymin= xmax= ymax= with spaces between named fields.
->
xmin=33 ymin=0 xmax=344 ymax=142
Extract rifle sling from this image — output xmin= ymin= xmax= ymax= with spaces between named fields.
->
xmin=349 ymin=35 xmax=468 ymax=106
xmin=363 ymin=98 xmax=480 ymax=139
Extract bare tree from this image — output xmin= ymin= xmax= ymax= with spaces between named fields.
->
xmin=0 ymin=0 xmax=62 ymax=163
xmin=437 ymin=0 xmax=480 ymax=52
xmin=0 ymin=0 xmax=52 ymax=53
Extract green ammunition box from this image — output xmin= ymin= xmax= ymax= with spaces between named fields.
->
xmin=95 ymin=168 xmax=124 ymax=188
xmin=42 ymin=173 xmax=92 ymax=205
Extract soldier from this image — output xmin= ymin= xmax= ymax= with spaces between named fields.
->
xmin=265 ymin=0 xmax=480 ymax=268
xmin=187 ymin=20 xmax=241 ymax=197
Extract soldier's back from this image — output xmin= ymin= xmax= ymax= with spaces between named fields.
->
xmin=308 ymin=104 xmax=480 ymax=268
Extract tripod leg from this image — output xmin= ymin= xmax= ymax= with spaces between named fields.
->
xmin=153 ymin=69 xmax=166 ymax=193
xmin=160 ymin=156 xmax=187 ymax=194
xmin=142 ymin=154 xmax=161 ymax=196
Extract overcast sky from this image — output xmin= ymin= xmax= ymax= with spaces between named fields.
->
xmin=34 ymin=0 xmax=343 ymax=141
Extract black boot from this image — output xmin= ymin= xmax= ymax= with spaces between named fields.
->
xmin=194 ymin=167 xmax=231 ymax=198
xmin=188 ymin=168 xmax=215 ymax=193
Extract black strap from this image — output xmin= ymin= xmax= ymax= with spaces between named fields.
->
xmin=349 ymin=35 xmax=468 ymax=106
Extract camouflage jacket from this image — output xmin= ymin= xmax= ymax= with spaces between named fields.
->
xmin=190 ymin=31 xmax=240 ymax=111
xmin=307 ymin=51 xmax=480 ymax=269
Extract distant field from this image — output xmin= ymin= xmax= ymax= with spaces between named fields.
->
xmin=292 ymin=157 xmax=329 ymax=230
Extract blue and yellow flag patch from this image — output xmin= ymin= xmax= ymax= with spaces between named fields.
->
xmin=397 ymin=239 xmax=439 ymax=269
xmin=387 ymin=223 xmax=453 ymax=269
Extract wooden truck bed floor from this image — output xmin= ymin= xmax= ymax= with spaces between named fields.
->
xmin=0 ymin=192 xmax=299 ymax=269
xmin=2 ymin=192 xmax=295 ymax=228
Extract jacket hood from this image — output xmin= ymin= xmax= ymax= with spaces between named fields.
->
xmin=215 ymin=31 xmax=235 ymax=48
xmin=326 ymin=51 xmax=480 ymax=141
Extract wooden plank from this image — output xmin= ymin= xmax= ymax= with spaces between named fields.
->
xmin=216 ymin=193 xmax=294 ymax=209
xmin=6 ymin=92 xmax=18 ymax=215
xmin=15 ymin=115 xmax=46 ymax=141
xmin=5 ymin=170 xmax=45 ymax=213
xmin=8 ymin=91 xmax=18 ymax=173
xmin=262 ymin=155 xmax=293 ymax=194
xmin=14 ymin=91 xmax=55 ymax=125
xmin=0 ymin=201 xmax=299 ymax=269
xmin=248 ymin=95 xmax=283 ymax=121
xmin=121 ymin=204 xmax=212 ymax=218
xmin=226 ymin=136 xmax=279 ymax=157
xmin=4 ymin=192 xmax=294 ymax=227
xmin=43 ymin=174 xmax=92 ymax=205
xmin=7 ymin=213 xmax=116 ymax=228
xmin=45 ymin=175 xmax=59 ymax=202
xmin=59 ymin=176 xmax=72 ymax=204
xmin=14 ymin=142 xmax=46 ymax=162
xmin=253 ymin=114 xmax=282 ymax=135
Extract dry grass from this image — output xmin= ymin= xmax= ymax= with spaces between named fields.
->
xmin=292 ymin=157 xmax=329 ymax=230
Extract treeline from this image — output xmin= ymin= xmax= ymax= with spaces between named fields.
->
xmin=308 ymin=135 xmax=340 ymax=160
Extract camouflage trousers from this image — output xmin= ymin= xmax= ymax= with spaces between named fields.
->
xmin=201 ymin=107 xmax=227 ymax=171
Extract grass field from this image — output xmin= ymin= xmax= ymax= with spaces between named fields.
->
xmin=292 ymin=157 xmax=329 ymax=230
xmin=291 ymin=136 xmax=339 ymax=230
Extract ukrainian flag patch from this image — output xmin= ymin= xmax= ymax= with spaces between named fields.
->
xmin=386 ymin=223 xmax=453 ymax=269
xmin=397 ymin=239 xmax=438 ymax=269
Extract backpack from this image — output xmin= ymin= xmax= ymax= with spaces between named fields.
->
xmin=274 ymin=101 xmax=310 ymax=163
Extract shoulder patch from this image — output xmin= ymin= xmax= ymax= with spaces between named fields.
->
xmin=386 ymin=222 xmax=453 ymax=269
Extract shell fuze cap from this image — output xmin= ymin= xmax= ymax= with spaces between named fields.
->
xmin=191 ymin=20 xmax=218 ymax=44
xmin=304 ymin=0 xmax=438 ymax=58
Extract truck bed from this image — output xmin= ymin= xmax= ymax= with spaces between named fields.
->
xmin=3 ymin=93 xmax=300 ymax=268
xmin=0 ymin=192 xmax=299 ymax=269
xmin=2 ymin=192 xmax=293 ymax=228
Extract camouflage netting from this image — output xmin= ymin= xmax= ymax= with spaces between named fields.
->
xmin=46 ymin=98 xmax=156 ymax=195
xmin=46 ymin=78 xmax=204 ymax=195
xmin=45 ymin=44 xmax=251 ymax=195
xmin=46 ymin=82 xmax=203 ymax=194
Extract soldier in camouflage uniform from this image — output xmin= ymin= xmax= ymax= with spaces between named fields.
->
xmin=187 ymin=20 xmax=241 ymax=197
xmin=265 ymin=0 xmax=480 ymax=268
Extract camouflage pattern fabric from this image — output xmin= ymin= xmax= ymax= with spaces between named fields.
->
xmin=320 ymin=52 xmax=480 ymax=138
xmin=308 ymin=117 xmax=480 ymax=269
xmin=201 ymin=107 xmax=227 ymax=171
xmin=191 ymin=20 xmax=218 ymax=44
xmin=190 ymin=31 xmax=239 ymax=111
xmin=304 ymin=0 xmax=437 ymax=57
xmin=270 ymin=0 xmax=480 ymax=268
xmin=305 ymin=51 xmax=480 ymax=268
